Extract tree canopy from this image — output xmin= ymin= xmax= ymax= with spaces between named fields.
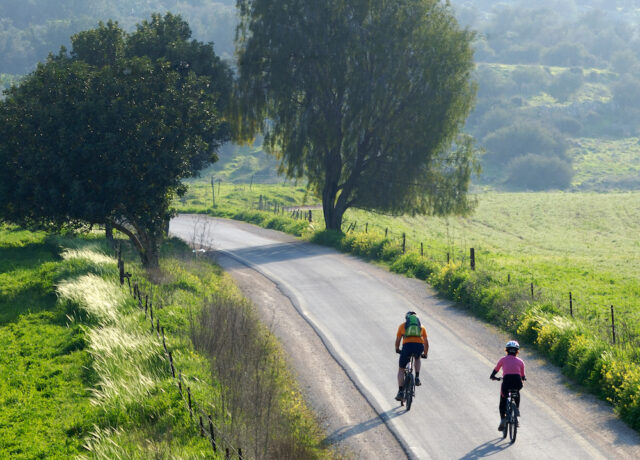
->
xmin=234 ymin=0 xmax=478 ymax=230
xmin=0 ymin=14 xmax=231 ymax=268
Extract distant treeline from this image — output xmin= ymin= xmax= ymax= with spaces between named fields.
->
xmin=0 ymin=0 xmax=236 ymax=75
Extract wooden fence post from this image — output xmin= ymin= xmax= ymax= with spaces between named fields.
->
xmin=421 ymin=242 xmax=423 ymax=256
xmin=385 ymin=228 xmax=388 ymax=238
xmin=239 ymin=448 xmax=243 ymax=459
xmin=447 ymin=252 xmax=450 ymax=263
xmin=530 ymin=283 xmax=534 ymax=298
xmin=402 ymin=233 xmax=406 ymax=254
xmin=208 ymin=415 xmax=217 ymax=452
xmin=211 ymin=176 xmax=215 ymax=207
xmin=569 ymin=292 xmax=573 ymax=317
xmin=365 ymin=223 xmax=368 ymax=233
xmin=199 ymin=415 xmax=204 ymax=436
xmin=168 ymin=351 xmax=175 ymax=378
xmin=611 ymin=305 xmax=616 ymax=345
xmin=470 ymin=248 xmax=475 ymax=270
xmin=507 ymin=274 xmax=510 ymax=283
xmin=187 ymin=387 xmax=193 ymax=419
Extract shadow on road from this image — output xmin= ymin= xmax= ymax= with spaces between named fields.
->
xmin=321 ymin=407 xmax=406 ymax=446
xmin=459 ymin=438 xmax=511 ymax=459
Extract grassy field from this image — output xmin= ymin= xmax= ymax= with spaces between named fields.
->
xmin=569 ymin=137 xmax=640 ymax=190
xmin=1 ymin=225 xmax=333 ymax=458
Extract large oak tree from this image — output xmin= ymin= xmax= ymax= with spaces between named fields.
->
xmin=0 ymin=14 xmax=231 ymax=268
xmin=234 ymin=0 xmax=479 ymax=231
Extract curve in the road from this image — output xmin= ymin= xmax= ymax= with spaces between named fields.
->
xmin=170 ymin=215 xmax=640 ymax=460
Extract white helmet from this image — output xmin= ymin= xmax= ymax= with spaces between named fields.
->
xmin=505 ymin=340 xmax=520 ymax=352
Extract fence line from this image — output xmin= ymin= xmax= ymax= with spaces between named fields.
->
xmin=116 ymin=249 xmax=245 ymax=459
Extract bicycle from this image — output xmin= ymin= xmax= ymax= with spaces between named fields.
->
xmin=494 ymin=378 xmax=519 ymax=443
xmin=400 ymin=354 xmax=419 ymax=410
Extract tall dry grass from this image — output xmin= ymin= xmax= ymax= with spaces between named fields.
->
xmin=190 ymin=289 xmax=320 ymax=460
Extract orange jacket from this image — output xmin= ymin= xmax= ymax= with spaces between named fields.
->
xmin=396 ymin=323 xmax=428 ymax=345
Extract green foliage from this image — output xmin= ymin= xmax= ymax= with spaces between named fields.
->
xmin=390 ymin=253 xmax=439 ymax=280
xmin=505 ymin=154 xmax=574 ymax=190
xmin=569 ymin=137 xmax=640 ymax=190
xmin=0 ymin=1 xmax=236 ymax=75
xmin=0 ymin=14 xmax=232 ymax=268
xmin=483 ymin=120 xmax=569 ymax=165
xmin=235 ymin=0 xmax=478 ymax=230
xmin=340 ymin=232 xmax=388 ymax=260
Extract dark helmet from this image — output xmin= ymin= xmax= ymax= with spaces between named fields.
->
xmin=505 ymin=340 xmax=520 ymax=353
xmin=405 ymin=311 xmax=417 ymax=320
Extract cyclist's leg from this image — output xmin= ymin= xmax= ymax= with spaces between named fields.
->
xmin=414 ymin=344 xmax=424 ymax=374
xmin=503 ymin=374 xmax=522 ymax=408
xmin=499 ymin=392 xmax=507 ymax=420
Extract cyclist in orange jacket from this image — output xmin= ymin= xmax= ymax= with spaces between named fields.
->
xmin=395 ymin=311 xmax=429 ymax=401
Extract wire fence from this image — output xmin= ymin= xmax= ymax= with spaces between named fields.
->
xmin=211 ymin=197 xmax=639 ymax=350
xmin=116 ymin=244 xmax=245 ymax=459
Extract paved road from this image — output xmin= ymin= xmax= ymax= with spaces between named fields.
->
xmin=170 ymin=215 xmax=640 ymax=459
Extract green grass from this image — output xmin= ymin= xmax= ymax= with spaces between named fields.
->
xmin=569 ymin=137 xmax=640 ymax=190
xmin=0 ymin=226 xmax=99 ymax=458
xmin=1 ymin=225 xmax=332 ymax=458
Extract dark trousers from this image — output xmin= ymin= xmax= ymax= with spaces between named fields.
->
xmin=499 ymin=374 xmax=523 ymax=418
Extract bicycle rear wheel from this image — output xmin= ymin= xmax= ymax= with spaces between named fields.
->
xmin=508 ymin=406 xmax=518 ymax=443
xmin=404 ymin=374 xmax=414 ymax=410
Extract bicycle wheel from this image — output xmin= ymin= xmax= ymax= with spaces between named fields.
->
xmin=404 ymin=374 xmax=414 ymax=411
xmin=508 ymin=405 xmax=518 ymax=443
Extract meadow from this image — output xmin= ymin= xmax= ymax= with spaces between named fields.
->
xmin=0 ymin=225 xmax=332 ymax=458
xmin=174 ymin=182 xmax=640 ymax=430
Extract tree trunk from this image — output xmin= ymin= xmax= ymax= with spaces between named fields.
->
xmin=140 ymin=239 xmax=160 ymax=270
xmin=105 ymin=222 xmax=114 ymax=244
xmin=322 ymin=180 xmax=344 ymax=231
xmin=110 ymin=220 xmax=161 ymax=270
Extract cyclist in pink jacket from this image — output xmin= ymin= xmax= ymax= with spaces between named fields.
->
xmin=490 ymin=340 xmax=526 ymax=431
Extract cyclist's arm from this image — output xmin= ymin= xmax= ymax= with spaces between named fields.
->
xmin=422 ymin=336 xmax=429 ymax=358
xmin=395 ymin=325 xmax=403 ymax=353
xmin=491 ymin=358 xmax=504 ymax=380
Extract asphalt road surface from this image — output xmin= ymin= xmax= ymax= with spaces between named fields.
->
xmin=170 ymin=214 xmax=640 ymax=460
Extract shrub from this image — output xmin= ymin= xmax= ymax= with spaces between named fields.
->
xmin=380 ymin=242 xmax=403 ymax=262
xmin=341 ymin=232 xmax=387 ymax=259
xmin=308 ymin=230 xmax=344 ymax=249
xmin=505 ymin=154 xmax=574 ymax=190
xmin=391 ymin=253 xmax=439 ymax=280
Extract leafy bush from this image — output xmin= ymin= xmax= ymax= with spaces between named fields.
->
xmin=341 ymin=232 xmax=387 ymax=259
xmin=482 ymin=121 xmax=568 ymax=166
xmin=308 ymin=230 xmax=344 ymax=249
xmin=391 ymin=253 xmax=439 ymax=280
xmin=505 ymin=154 xmax=574 ymax=190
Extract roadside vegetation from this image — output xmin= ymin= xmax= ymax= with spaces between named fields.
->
xmin=173 ymin=183 xmax=640 ymax=431
xmin=0 ymin=224 xmax=332 ymax=459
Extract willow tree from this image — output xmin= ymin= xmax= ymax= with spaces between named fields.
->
xmin=234 ymin=0 xmax=479 ymax=231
